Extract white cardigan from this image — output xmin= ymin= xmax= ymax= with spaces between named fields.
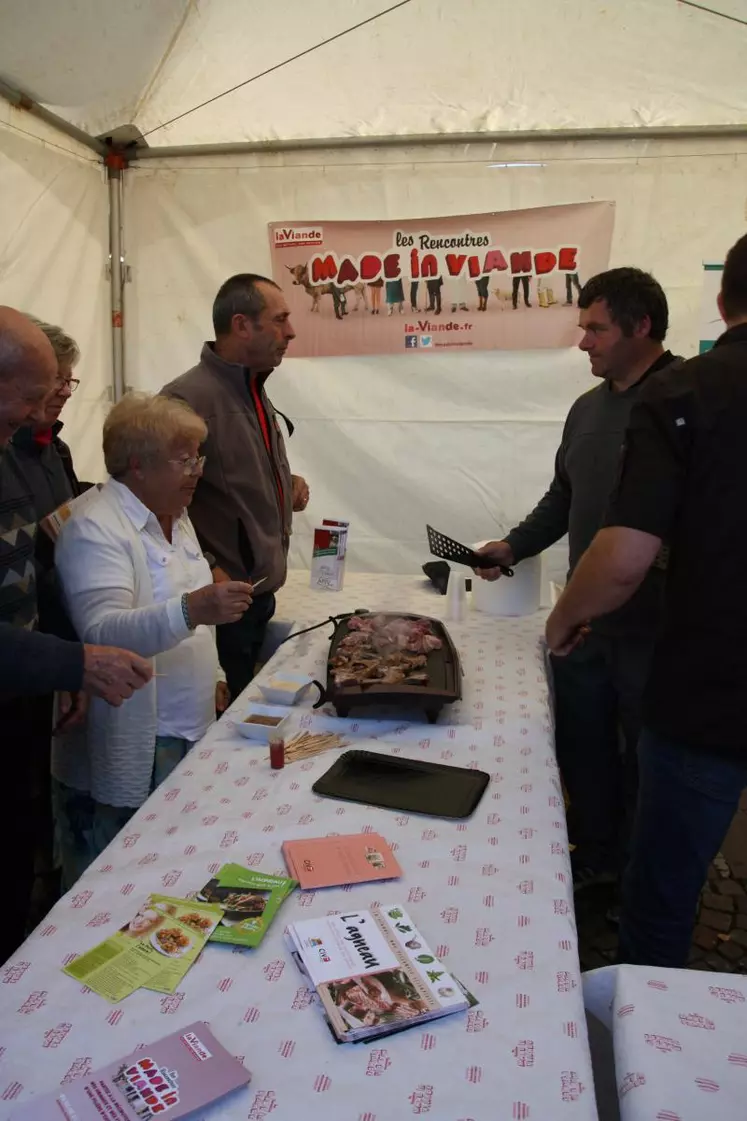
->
xmin=53 ymin=479 xmax=214 ymax=807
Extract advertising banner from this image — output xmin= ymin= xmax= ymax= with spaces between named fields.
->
xmin=269 ymin=201 xmax=614 ymax=357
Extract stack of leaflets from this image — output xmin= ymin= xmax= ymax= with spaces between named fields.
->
xmin=10 ymin=1022 xmax=250 ymax=1120
xmin=282 ymin=832 xmax=402 ymax=890
xmin=63 ymin=894 xmax=224 ymax=1003
xmin=196 ymin=864 xmax=296 ymax=948
xmin=287 ymin=904 xmax=474 ymax=1043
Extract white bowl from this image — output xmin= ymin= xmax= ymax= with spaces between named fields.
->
xmin=257 ymin=672 xmax=313 ymax=706
xmin=237 ymin=703 xmax=290 ymax=742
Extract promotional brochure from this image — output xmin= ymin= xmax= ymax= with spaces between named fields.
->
xmin=310 ymin=524 xmax=347 ymax=591
xmin=287 ymin=904 xmax=472 ymax=1042
xmin=282 ymin=832 xmax=402 ymax=890
xmin=10 ymin=1022 xmax=250 ymax=1120
xmin=196 ymin=864 xmax=296 ymax=948
xmin=63 ymin=895 xmax=223 ymax=1003
xmin=322 ymin=518 xmax=349 ymax=559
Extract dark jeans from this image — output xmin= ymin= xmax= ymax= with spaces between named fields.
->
xmin=410 ymin=281 xmax=420 ymax=310
xmin=1 ymin=698 xmax=37 ymax=964
xmin=331 ymin=287 xmax=347 ymax=319
xmin=426 ymin=282 xmax=442 ymax=313
xmin=29 ymin=694 xmax=55 ymax=868
xmin=216 ymin=591 xmax=276 ymax=699
xmin=550 ymin=631 xmax=654 ymax=873
xmin=52 ymin=735 xmax=193 ymax=889
xmin=28 ymin=693 xmax=60 ymax=929
xmin=618 ymin=729 xmax=747 ymax=967
xmin=565 ymin=272 xmax=581 ymax=303
xmin=512 ymin=275 xmax=531 ymax=307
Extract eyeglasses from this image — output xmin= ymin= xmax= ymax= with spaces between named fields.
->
xmin=56 ymin=377 xmax=80 ymax=393
xmin=167 ymin=454 xmax=207 ymax=476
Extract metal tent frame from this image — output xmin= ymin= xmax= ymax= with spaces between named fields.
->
xmin=1 ymin=75 xmax=746 ymax=403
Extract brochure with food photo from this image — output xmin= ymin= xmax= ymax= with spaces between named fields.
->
xmin=282 ymin=832 xmax=402 ymax=890
xmin=196 ymin=864 xmax=296 ymax=948
xmin=63 ymin=894 xmax=223 ymax=1003
xmin=287 ymin=904 xmax=472 ymax=1043
xmin=10 ymin=1022 xmax=250 ymax=1120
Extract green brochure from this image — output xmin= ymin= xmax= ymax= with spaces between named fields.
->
xmin=196 ymin=864 xmax=297 ymax=948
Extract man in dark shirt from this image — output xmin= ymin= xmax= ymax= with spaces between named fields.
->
xmin=12 ymin=317 xmax=85 ymax=641
xmin=478 ymin=269 xmax=677 ymax=889
xmin=546 ymin=232 xmax=747 ymax=967
xmin=12 ymin=318 xmax=86 ymax=920
xmin=0 ymin=307 xmax=152 ymax=963
xmin=0 ymin=308 xmax=148 ymax=699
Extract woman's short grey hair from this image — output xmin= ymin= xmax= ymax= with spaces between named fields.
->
xmin=25 ymin=316 xmax=80 ymax=369
xmin=103 ymin=392 xmax=207 ymax=479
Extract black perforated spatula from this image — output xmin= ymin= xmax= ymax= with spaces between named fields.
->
xmin=426 ymin=524 xmax=514 ymax=576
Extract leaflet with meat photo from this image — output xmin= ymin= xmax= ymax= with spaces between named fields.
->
xmin=287 ymin=904 xmax=472 ymax=1042
xmin=196 ymin=864 xmax=297 ymax=948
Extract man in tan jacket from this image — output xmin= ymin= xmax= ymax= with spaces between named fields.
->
xmin=162 ymin=274 xmax=308 ymax=698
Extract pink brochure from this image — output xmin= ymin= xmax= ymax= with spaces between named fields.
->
xmin=11 ymin=1022 xmax=250 ymax=1120
xmin=283 ymin=831 xmax=402 ymax=890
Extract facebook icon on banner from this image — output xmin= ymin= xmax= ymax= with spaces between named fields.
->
xmin=405 ymin=334 xmax=419 ymax=349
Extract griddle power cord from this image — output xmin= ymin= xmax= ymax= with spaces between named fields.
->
xmin=276 ymin=608 xmax=369 ymax=647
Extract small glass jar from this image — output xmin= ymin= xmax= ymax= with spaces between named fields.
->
xmin=269 ymin=736 xmax=285 ymax=770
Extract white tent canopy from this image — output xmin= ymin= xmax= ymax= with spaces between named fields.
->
xmin=0 ymin=0 xmax=746 ymax=574
xmin=1 ymin=0 xmax=746 ymax=147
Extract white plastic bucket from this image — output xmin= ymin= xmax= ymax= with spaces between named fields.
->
xmin=471 ymin=543 xmax=543 ymax=617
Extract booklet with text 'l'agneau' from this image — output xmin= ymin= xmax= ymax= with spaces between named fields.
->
xmin=287 ymin=904 xmax=472 ymax=1043
xmin=282 ymin=832 xmax=402 ymax=890
xmin=10 ymin=1022 xmax=250 ymax=1120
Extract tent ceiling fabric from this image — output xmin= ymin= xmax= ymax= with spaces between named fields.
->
xmin=0 ymin=0 xmax=191 ymax=138
xmin=0 ymin=0 xmax=745 ymax=146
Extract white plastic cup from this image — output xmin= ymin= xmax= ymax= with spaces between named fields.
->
xmin=446 ymin=570 xmax=467 ymax=622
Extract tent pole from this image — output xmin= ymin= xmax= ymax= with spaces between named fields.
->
xmin=107 ymin=156 xmax=127 ymax=402
xmin=129 ymin=123 xmax=747 ymax=161
xmin=0 ymin=77 xmax=107 ymax=156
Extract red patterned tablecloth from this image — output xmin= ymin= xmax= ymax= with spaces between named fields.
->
xmin=0 ymin=574 xmax=597 ymax=1120
xmin=584 ymin=964 xmax=747 ymax=1120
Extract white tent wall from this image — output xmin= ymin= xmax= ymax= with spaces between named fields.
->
xmin=124 ymin=135 xmax=747 ymax=578
xmin=0 ymin=102 xmax=110 ymax=481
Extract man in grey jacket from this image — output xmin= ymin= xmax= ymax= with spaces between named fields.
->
xmin=477 ymin=269 xmax=678 ymax=891
xmin=162 ymin=274 xmax=305 ymax=698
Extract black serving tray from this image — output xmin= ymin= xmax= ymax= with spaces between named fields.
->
xmin=312 ymin=748 xmax=490 ymax=819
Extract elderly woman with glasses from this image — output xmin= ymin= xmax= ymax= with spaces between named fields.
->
xmin=53 ymin=392 xmax=254 ymax=881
